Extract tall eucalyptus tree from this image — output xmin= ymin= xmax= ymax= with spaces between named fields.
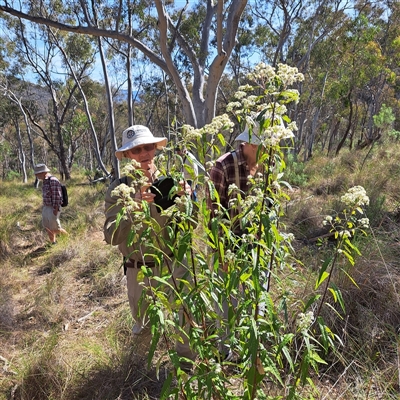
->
xmin=0 ymin=0 xmax=248 ymax=130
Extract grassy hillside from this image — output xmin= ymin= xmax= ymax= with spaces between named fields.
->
xmin=1 ymin=145 xmax=400 ymax=399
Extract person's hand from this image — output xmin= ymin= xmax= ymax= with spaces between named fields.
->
xmin=53 ymin=207 xmax=59 ymax=216
xmin=135 ymin=184 xmax=155 ymax=203
xmin=177 ymin=180 xmax=192 ymax=196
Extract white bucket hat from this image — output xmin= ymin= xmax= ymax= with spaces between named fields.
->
xmin=235 ymin=122 xmax=261 ymax=145
xmin=34 ymin=163 xmax=50 ymax=174
xmin=235 ymin=113 xmax=284 ymax=145
xmin=115 ymin=125 xmax=168 ymax=160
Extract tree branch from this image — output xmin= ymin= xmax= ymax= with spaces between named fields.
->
xmin=154 ymin=0 xmax=197 ymax=127
xmin=0 ymin=5 xmax=169 ymax=73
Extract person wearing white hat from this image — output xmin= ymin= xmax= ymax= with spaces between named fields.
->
xmin=207 ymin=120 xmax=264 ymax=223
xmin=114 ymin=125 xmax=168 ymax=161
xmin=104 ymin=125 xmax=196 ymax=370
xmin=34 ymin=163 xmax=68 ymax=245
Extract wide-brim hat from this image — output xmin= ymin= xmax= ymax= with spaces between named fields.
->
xmin=34 ymin=163 xmax=50 ymax=174
xmin=115 ymin=125 xmax=168 ymax=160
xmin=235 ymin=112 xmax=285 ymax=145
xmin=235 ymin=122 xmax=261 ymax=145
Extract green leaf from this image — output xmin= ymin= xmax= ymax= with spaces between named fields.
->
xmin=261 ymin=355 xmax=284 ymax=385
xmin=126 ymin=228 xmax=135 ymax=248
xmin=315 ymin=256 xmax=332 ymax=289
xmin=344 ymin=239 xmax=361 ymax=255
xmin=160 ymin=372 xmax=173 ymax=400
xmin=303 ymin=294 xmax=321 ymax=312
xmin=281 ymin=344 xmax=295 ymax=372
xmin=309 ymin=350 xmax=328 ymax=364
xmin=340 ymin=249 xmax=355 ymax=265
xmin=217 ymin=132 xmax=226 ymax=146
xmin=317 ymin=316 xmax=330 ymax=353
xmin=177 ymin=231 xmax=191 ymax=262
xmin=315 ymin=271 xmax=330 ymax=289
xmin=115 ymin=208 xmax=124 ymax=229
xmin=328 ymin=287 xmax=337 ymax=302
xmin=330 ymin=283 xmax=346 ymax=313
xmin=340 ymin=268 xmax=360 ymax=288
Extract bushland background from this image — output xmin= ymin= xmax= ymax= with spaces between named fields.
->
xmin=1 ymin=144 xmax=400 ymax=399
xmin=0 ymin=1 xmax=400 ymax=398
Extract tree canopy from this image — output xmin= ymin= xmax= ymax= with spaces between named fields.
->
xmin=0 ymin=0 xmax=399 ymax=179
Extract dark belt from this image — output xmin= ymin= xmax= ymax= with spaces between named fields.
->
xmin=125 ymin=259 xmax=156 ymax=268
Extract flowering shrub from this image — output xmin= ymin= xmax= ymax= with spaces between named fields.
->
xmin=315 ymin=186 xmax=370 ymax=317
xmin=111 ymin=63 xmax=369 ymax=400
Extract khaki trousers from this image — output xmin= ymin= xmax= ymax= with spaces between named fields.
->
xmin=126 ymin=257 xmax=196 ymax=360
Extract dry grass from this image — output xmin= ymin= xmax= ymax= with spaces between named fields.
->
xmin=1 ymin=145 xmax=400 ymax=400
xmin=0 ymin=177 xmax=194 ymax=400
xmin=283 ymin=146 xmax=400 ymax=398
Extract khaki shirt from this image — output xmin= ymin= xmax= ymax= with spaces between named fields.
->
xmin=103 ymin=176 xmax=171 ymax=262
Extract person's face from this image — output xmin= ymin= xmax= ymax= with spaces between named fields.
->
xmin=125 ymin=143 xmax=156 ymax=168
xmin=176 ymin=147 xmax=186 ymax=156
xmin=243 ymin=142 xmax=264 ymax=164
xmin=35 ymin=172 xmax=47 ymax=180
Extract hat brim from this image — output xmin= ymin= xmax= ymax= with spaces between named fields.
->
xmin=34 ymin=168 xmax=50 ymax=174
xmin=235 ymin=129 xmax=261 ymax=145
xmin=115 ymin=137 xmax=168 ymax=160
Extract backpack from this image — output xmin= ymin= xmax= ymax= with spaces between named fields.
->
xmin=47 ymin=176 xmax=68 ymax=207
xmin=61 ymin=184 xmax=68 ymax=207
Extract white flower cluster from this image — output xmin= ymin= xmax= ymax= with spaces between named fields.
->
xmin=259 ymin=103 xmax=288 ymax=115
xmin=111 ymin=184 xmax=141 ymax=217
xmin=358 ymin=217 xmax=370 ymax=228
xmin=323 ymin=187 xmax=370 ymax=241
xmin=322 ymin=215 xmax=333 ymax=226
xmin=247 ymin=63 xmax=277 ymax=83
xmin=261 ymin=122 xmax=295 ymax=147
xmin=240 ymin=189 xmax=265 ymax=221
xmin=340 ymin=186 xmax=370 ymax=208
xmin=296 ymin=311 xmax=315 ymax=331
xmin=226 ymin=101 xmax=242 ymax=112
xmin=227 ymin=183 xmax=239 ymax=196
xmin=173 ymin=192 xmax=191 ymax=213
xmin=241 ymin=232 xmax=257 ymax=242
xmin=234 ymin=91 xmax=247 ymax=100
xmin=276 ymin=63 xmax=305 ymax=86
xmin=251 ymin=172 xmax=265 ymax=185
xmin=228 ymin=197 xmax=238 ymax=208
xmin=241 ymin=95 xmax=258 ymax=109
xmin=205 ymin=161 xmax=215 ymax=170
xmin=281 ymin=232 xmax=295 ymax=242
xmin=132 ymin=219 xmax=144 ymax=233
xmin=236 ymin=109 xmax=296 ymax=148
xmin=226 ymin=63 xmax=302 ymax=117
xmin=224 ymin=249 xmax=236 ymax=263
xmin=180 ymin=124 xmax=202 ymax=141
xmin=121 ymin=159 xmax=140 ymax=175
xmin=121 ymin=159 xmax=149 ymax=189
xmin=246 ymin=62 xmax=304 ymax=89
xmin=339 ymin=230 xmax=352 ymax=238
xmin=111 ymin=160 xmax=153 ymax=229
xmin=182 ymin=114 xmax=234 ymax=141
xmin=238 ymin=84 xmax=253 ymax=92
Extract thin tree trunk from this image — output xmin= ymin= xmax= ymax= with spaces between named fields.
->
xmin=15 ymin=120 xmax=28 ymax=183
xmin=98 ymin=39 xmax=119 ymax=178
xmin=336 ymin=92 xmax=353 ymax=156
